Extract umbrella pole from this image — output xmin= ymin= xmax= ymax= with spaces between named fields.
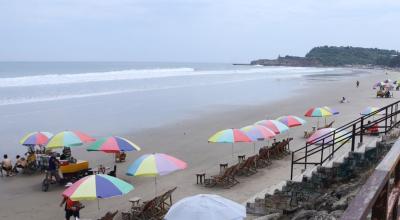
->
xmin=154 ymin=176 xmax=157 ymax=197
xmin=231 ymin=143 xmax=234 ymax=158
xmin=253 ymin=143 xmax=256 ymax=153
xmin=98 ymin=199 xmax=100 ymax=210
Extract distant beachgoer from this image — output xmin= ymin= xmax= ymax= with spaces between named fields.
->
xmin=340 ymin=97 xmax=349 ymax=103
xmin=1 ymin=154 xmax=13 ymax=176
xmin=356 ymin=80 xmax=360 ymax=88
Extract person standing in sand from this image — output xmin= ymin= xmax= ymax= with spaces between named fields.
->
xmin=356 ymin=80 xmax=360 ymax=88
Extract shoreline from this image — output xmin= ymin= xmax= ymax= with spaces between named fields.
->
xmin=0 ymin=68 xmax=398 ymax=219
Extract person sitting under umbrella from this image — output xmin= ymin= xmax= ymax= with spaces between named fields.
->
xmin=13 ymin=155 xmax=27 ymax=173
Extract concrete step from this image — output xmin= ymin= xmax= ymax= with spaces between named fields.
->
xmin=293 ymin=138 xmax=379 ymax=183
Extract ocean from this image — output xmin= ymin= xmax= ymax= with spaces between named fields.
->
xmin=0 ymin=62 xmax=367 ymax=154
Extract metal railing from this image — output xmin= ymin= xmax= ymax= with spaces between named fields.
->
xmin=290 ymin=100 xmax=400 ymax=180
xmin=341 ymin=138 xmax=400 ymax=219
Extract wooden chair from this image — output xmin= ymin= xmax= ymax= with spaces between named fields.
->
xmin=98 ymin=211 xmax=118 ymax=220
xmin=304 ymin=127 xmax=316 ymax=138
xmin=130 ymin=187 xmax=177 ymax=220
xmin=318 ymin=120 xmax=335 ymax=130
xmin=159 ymin=187 xmax=177 ymax=213
xmin=205 ymin=166 xmax=234 ymax=188
xmin=131 ymin=197 xmax=161 ymax=220
xmin=256 ymin=147 xmax=271 ymax=168
xmin=227 ymin=164 xmax=240 ymax=187
xmin=237 ymin=155 xmax=257 ymax=176
xmin=283 ymin=138 xmax=293 ymax=153
xmin=205 ymin=164 xmax=240 ymax=188
xmin=270 ymin=142 xmax=285 ymax=159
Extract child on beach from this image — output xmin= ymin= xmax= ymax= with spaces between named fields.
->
xmin=60 ymin=183 xmax=84 ymax=220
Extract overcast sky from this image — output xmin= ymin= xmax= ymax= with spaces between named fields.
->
xmin=1 ymin=0 xmax=399 ymax=62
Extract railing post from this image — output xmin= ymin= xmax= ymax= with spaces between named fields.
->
xmin=360 ymin=117 xmax=364 ymax=144
xmin=372 ymin=181 xmax=389 ymax=220
xmin=385 ymin=108 xmax=388 ymax=134
xmin=320 ymin=139 xmax=324 ymax=165
xmin=351 ymin=124 xmax=356 ymax=152
xmin=390 ymin=105 xmax=393 ymax=128
xmin=290 ymin=152 xmax=294 ymax=180
xmin=331 ymin=130 xmax=335 ymax=159
xmin=304 ymin=143 xmax=308 ymax=170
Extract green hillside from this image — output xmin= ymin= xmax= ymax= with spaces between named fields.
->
xmin=305 ymin=46 xmax=399 ymax=66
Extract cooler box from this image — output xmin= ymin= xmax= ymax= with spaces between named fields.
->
xmin=60 ymin=160 xmax=89 ymax=174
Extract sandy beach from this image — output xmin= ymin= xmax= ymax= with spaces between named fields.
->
xmin=0 ymin=68 xmax=398 ymax=220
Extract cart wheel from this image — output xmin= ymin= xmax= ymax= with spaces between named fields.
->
xmin=42 ymin=179 xmax=49 ymax=192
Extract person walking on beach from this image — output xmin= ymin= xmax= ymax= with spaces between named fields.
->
xmin=356 ymin=80 xmax=360 ymax=88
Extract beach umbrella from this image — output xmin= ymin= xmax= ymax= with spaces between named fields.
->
xmin=254 ymin=120 xmax=289 ymax=134
xmin=87 ymin=136 xmax=141 ymax=153
xmin=46 ymin=131 xmax=95 ymax=149
xmin=208 ymin=129 xmax=252 ymax=156
xmin=20 ymin=131 xmax=53 ymax=146
xmin=240 ymin=125 xmax=275 ymax=141
xmin=126 ymin=153 xmax=187 ymax=195
xmin=373 ymin=81 xmax=385 ymax=89
xmin=62 ymin=174 xmax=133 ymax=201
xmin=276 ymin=115 xmax=306 ymax=128
xmin=304 ymin=107 xmax=333 ymax=118
xmin=240 ymin=125 xmax=276 ymax=152
xmin=307 ymin=128 xmax=347 ymax=145
xmin=322 ymin=106 xmax=339 ymax=115
xmin=165 ymin=194 xmax=246 ymax=220
xmin=305 ymin=107 xmax=333 ymax=127
xmin=208 ymin=129 xmax=251 ymax=143
xmin=360 ymin=107 xmax=383 ymax=116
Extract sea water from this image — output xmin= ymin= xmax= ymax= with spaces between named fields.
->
xmin=0 ymin=62 xmax=367 ymax=154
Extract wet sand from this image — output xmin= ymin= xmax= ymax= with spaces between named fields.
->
xmin=0 ymin=68 xmax=397 ymax=220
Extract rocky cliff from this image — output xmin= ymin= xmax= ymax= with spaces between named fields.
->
xmin=250 ymin=56 xmax=322 ymax=67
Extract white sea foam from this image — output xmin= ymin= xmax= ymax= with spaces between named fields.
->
xmin=0 ymin=66 xmax=334 ymax=88
xmin=0 ymin=72 xmax=309 ymax=106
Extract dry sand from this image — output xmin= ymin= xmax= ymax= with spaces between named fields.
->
xmin=0 ymin=68 xmax=398 ymax=220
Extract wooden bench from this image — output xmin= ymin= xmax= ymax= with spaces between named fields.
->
xmin=237 ymin=155 xmax=258 ymax=176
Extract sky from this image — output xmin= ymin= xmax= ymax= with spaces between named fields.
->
xmin=1 ymin=0 xmax=400 ymax=63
